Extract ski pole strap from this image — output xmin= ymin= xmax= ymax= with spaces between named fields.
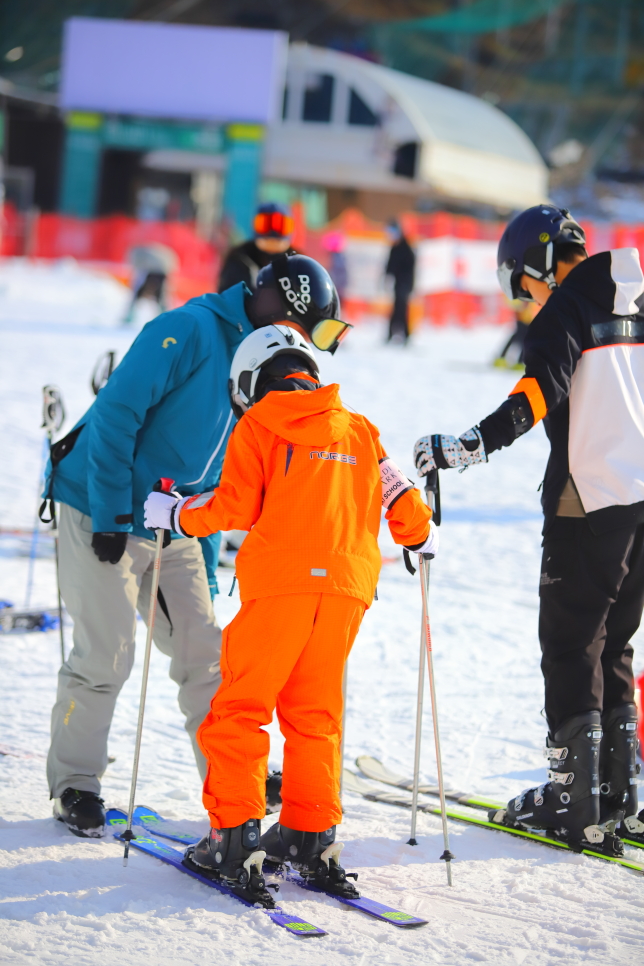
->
xmin=39 ymin=424 xmax=85 ymax=525
xmin=403 ymin=548 xmax=416 ymax=576
xmin=156 ymin=586 xmax=173 ymax=636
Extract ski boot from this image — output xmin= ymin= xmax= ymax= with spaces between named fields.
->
xmin=600 ymin=703 xmax=644 ymax=843
xmin=261 ymin=822 xmax=360 ymax=898
xmin=54 ymin=788 xmax=106 ymax=838
xmin=489 ymin=711 xmax=624 ymax=857
xmin=183 ymin=819 xmax=278 ymax=907
xmin=265 ymin=771 xmax=283 ymax=813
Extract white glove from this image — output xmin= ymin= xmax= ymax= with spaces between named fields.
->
xmin=144 ymin=491 xmax=189 ymax=532
xmin=414 ymin=427 xmax=487 ymax=477
xmin=406 ymin=519 xmax=440 ymax=558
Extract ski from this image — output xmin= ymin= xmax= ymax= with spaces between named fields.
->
xmin=355 ymin=755 xmax=644 ymax=853
xmin=132 ymin=806 xmax=427 ymax=929
xmin=105 ymin=809 xmax=326 ymax=937
xmin=343 ymin=770 xmax=644 ymax=874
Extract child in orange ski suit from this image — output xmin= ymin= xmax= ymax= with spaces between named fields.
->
xmin=151 ymin=363 xmax=432 ymax=834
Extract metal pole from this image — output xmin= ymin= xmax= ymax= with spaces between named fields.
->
xmin=54 ymin=528 xmax=65 ymax=664
xmin=123 ymin=527 xmax=164 ymax=865
xmin=419 ymin=553 xmax=454 ymax=885
xmin=407 ymin=630 xmax=425 ymax=845
xmin=339 ymin=661 xmax=348 ymax=802
xmin=408 ymin=468 xmax=440 ymax=845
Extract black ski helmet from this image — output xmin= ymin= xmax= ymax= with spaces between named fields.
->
xmin=250 ymin=253 xmax=352 ymax=354
xmin=497 ymin=205 xmax=586 ymax=301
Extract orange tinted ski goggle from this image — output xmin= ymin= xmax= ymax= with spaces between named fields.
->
xmin=253 ymin=212 xmax=295 ymax=238
xmin=311 ymin=318 xmax=353 ymax=352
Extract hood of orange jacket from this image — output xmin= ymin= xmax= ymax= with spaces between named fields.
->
xmin=246 ymin=383 xmax=350 ymax=447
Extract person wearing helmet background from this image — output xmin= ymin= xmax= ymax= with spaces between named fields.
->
xmin=413 ymin=204 xmax=644 ymax=857
xmin=43 ymin=249 xmax=344 ymax=839
xmin=143 ymin=324 xmax=436 ymax=906
xmin=218 ymin=202 xmax=296 ymax=293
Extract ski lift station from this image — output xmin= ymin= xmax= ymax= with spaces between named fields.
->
xmin=54 ymin=18 xmax=547 ymax=235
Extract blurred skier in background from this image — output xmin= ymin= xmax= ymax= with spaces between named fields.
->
xmin=123 ymin=244 xmax=178 ymax=325
xmin=218 ymin=202 xmax=295 ymax=293
xmin=413 ymin=204 xmax=644 ymax=858
xmin=322 ymin=230 xmax=348 ymax=304
xmin=384 ymin=220 xmax=415 ymax=344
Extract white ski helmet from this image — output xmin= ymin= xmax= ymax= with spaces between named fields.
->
xmin=228 ymin=324 xmax=319 ymax=418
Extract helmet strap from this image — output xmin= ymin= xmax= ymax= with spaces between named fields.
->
xmin=523 ymin=241 xmax=558 ymax=291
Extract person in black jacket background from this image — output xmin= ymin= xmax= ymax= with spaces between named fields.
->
xmin=413 ymin=204 xmax=644 ymax=857
xmin=218 ymin=202 xmax=296 ymax=293
xmin=384 ymin=220 xmax=415 ymax=344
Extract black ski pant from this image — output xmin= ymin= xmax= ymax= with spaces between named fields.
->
xmin=387 ymin=287 xmax=411 ymax=342
xmin=539 ymin=517 xmax=644 ymax=735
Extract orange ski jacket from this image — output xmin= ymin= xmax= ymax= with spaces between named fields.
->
xmin=179 ymin=383 xmax=431 ymax=607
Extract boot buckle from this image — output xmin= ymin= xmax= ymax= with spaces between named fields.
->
xmin=583 ymin=825 xmax=604 ymax=845
xmin=543 ymin=746 xmax=568 ymax=761
xmin=548 ymin=769 xmax=574 ymax=785
xmin=624 ymin=814 xmax=644 ymax=834
xmin=320 ymin=841 xmax=344 ymax=869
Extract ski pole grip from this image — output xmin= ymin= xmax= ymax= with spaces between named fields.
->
xmin=424 ymin=468 xmax=441 ymax=527
xmin=153 ymin=477 xmax=175 ymax=494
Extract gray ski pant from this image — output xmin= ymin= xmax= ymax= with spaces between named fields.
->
xmin=47 ymin=504 xmax=222 ymax=798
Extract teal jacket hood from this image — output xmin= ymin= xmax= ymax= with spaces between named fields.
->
xmin=45 ymin=283 xmax=253 ymax=590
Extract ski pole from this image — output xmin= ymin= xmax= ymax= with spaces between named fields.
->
xmin=419 ymin=549 xmax=454 ymax=886
xmin=408 ymin=469 xmax=440 ymax=845
xmin=123 ymin=477 xmax=174 ymax=866
xmin=31 ymin=386 xmax=66 ymax=663
xmin=24 ymin=435 xmax=50 ymax=611
xmin=407 ymin=629 xmax=425 ymax=846
xmin=407 ymin=470 xmax=454 ymax=884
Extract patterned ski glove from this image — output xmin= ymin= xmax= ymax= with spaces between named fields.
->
xmin=414 ymin=427 xmax=487 ymax=477
xmin=144 ymin=491 xmax=191 ymax=534
xmin=405 ymin=520 xmax=440 ymax=558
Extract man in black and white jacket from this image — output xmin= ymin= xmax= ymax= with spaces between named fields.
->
xmin=414 ymin=204 xmax=644 ymax=856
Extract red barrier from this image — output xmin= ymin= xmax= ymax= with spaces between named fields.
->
xmin=3 ymin=206 xmax=644 ymax=323
xmin=637 ymin=671 xmax=644 ymax=755
xmin=12 ymin=212 xmax=219 ymax=307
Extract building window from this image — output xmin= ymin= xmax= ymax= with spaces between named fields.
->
xmin=303 ymin=74 xmax=335 ymax=122
xmin=348 ymin=89 xmax=378 ymax=126
xmin=393 ymin=142 xmax=418 ymax=179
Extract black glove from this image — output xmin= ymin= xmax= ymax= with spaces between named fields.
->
xmin=91 ymin=532 xmax=128 ymax=564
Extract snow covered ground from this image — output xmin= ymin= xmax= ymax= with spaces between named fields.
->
xmin=1 ymin=273 xmax=644 ymax=965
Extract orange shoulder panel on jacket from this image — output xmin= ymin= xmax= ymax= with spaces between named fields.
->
xmin=509 ymin=376 xmax=547 ymax=424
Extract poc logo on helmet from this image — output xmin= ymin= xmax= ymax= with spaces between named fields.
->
xmin=278 ymin=274 xmax=310 ymax=315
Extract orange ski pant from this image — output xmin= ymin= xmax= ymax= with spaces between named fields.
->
xmin=197 ymin=592 xmax=366 ymax=831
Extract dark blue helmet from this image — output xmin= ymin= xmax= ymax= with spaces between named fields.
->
xmin=497 ymin=205 xmax=586 ymax=301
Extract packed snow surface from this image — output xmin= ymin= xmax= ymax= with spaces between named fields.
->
xmin=1 ymin=295 xmax=643 ymax=965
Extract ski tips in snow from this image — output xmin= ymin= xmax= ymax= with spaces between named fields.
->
xmin=128 ymin=805 xmax=429 ymax=930
xmin=105 ymin=809 xmax=327 ymax=937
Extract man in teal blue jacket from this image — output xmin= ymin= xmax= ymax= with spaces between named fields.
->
xmin=46 ymin=254 xmax=349 ymax=838
xmin=47 ymin=285 xmax=253 ymax=836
